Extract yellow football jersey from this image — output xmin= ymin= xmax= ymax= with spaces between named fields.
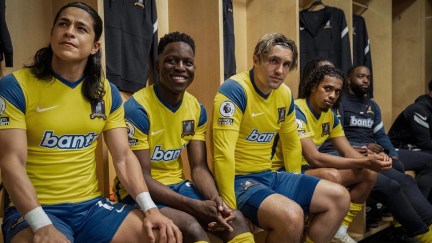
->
xmin=272 ymin=98 xmax=345 ymax=170
xmin=113 ymin=84 xmax=207 ymax=201
xmin=212 ymin=70 xmax=301 ymax=208
xmin=0 ymin=68 xmax=125 ymax=204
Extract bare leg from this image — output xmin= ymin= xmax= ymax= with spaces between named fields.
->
xmin=308 ymin=180 xmax=350 ymax=243
xmin=159 ymin=207 xmax=209 ymax=243
xmin=258 ymin=194 xmax=304 ymax=243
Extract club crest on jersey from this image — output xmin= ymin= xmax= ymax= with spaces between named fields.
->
xmin=181 ymin=120 xmax=195 ymax=138
xmin=321 ymin=122 xmax=330 ymax=137
xmin=366 ymin=106 xmax=374 ymax=115
xmin=277 ymin=107 xmax=286 ymax=123
xmin=0 ymin=96 xmax=6 ymax=116
xmin=90 ymin=100 xmax=107 ymax=120
xmin=220 ymin=101 xmax=235 ymax=117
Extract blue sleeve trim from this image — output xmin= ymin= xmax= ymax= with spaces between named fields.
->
xmin=198 ymin=103 xmax=207 ymax=126
xmin=332 ymin=110 xmax=340 ymax=128
xmin=124 ymin=97 xmax=149 ymax=134
xmin=109 ymin=82 xmax=123 ymax=114
xmin=218 ymin=80 xmax=247 ymax=113
xmin=287 ymin=95 xmax=295 ymax=115
xmin=0 ymin=73 xmax=26 ymax=113
xmin=371 ymin=101 xmax=397 ymax=156
xmin=295 ymin=105 xmax=307 ymax=123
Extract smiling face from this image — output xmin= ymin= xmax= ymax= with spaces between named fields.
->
xmin=253 ymin=45 xmax=293 ymax=95
xmin=50 ymin=7 xmax=100 ymax=65
xmin=309 ymin=75 xmax=343 ymax=113
xmin=349 ymin=66 xmax=371 ymax=96
xmin=156 ymin=41 xmax=195 ymax=105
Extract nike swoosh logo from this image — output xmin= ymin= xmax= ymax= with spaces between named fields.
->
xmin=151 ymin=129 xmax=165 ymax=136
xmin=300 ymin=27 xmax=305 ymax=30
xmin=116 ymin=204 xmax=126 ymax=213
xmin=36 ymin=105 xmax=58 ymax=112
xmin=251 ymin=112 xmax=264 ymax=117
xmin=415 ymin=112 xmax=428 ymax=121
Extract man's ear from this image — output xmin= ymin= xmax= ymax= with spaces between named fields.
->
xmin=91 ymin=42 xmax=101 ymax=55
xmin=253 ymin=55 xmax=259 ymax=66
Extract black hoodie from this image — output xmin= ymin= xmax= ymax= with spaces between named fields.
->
xmin=388 ymin=94 xmax=432 ymax=150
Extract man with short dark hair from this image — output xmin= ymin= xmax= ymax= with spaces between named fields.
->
xmin=323 ymin=65 xmax=432 ymax=242
xmin=113 ymin=31 xmax=254 ymax=243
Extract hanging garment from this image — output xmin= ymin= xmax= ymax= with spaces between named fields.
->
xmin=0 ymin=0 xmax=12 ymax=67
xmin=299 ymin=6 xmax=352 ymax=76
xmin=353 ymin=14 xmax=374 ymax=97
xmin=223 ymin=0 xmax=236 ymax=80
xmin=104 ymin=0 xmax=158 ymax=93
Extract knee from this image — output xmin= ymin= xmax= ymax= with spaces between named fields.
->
xmin=180 ymin=218 xmax=207 ymax=240
xmin=278 ymin=204 xmax=304 ymax=231
xmin=230 ymin=210 xmax=254 ymax=233
xmin=362 ymin=169 xmax=377 ymax=185
xmin=331 ymin=184 xmax=350 ymax=213
xmin=323 ymin=168 xmax=343 ymax=184
xmin=384 ymin=179 xmax=402 ymax=195
xmin=326 ymin=169 xmax=342 ymax=184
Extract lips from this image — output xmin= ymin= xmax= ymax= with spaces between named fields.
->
xmin=170 ymin=75 xmax=189 ymax=83
xmin=60 ymin=41 xmax=76 ymax=48
xmin=325 ymin=101 xmax=334 ymax=106
xmin=270 ymin=76 xmax=283 ymax=81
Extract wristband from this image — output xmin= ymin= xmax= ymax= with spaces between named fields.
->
xmin=135 ymin=192 xmax=157 ymax=212
xmin=24 ymin=207 xmax=52 ymax=232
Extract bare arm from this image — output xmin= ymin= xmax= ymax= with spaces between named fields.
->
xmin=188 ymin=140 xmax=234 ymax=231
xmin=188 ymin=140 xmax=219 ymax=201
xmin=0 ymin=129 xmax=36 ymax=215
xmin=132 ymin=148 xmax=201 ymax=215
xmin=0 ymin=129 xmax=68 ymax=242
xmin=103 ymin=127 xmax=181 ymax=243
xmin=301 ymin=136 xmax=392 ymax=171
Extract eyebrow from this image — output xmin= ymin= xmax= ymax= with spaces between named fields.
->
xmin=57 ymin=16 xmax=91 ymax=29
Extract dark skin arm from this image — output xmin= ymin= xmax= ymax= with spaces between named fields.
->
xmin=135 ymin=144 xmax=233 ymax=231
xmin=187 ymin=140 xmax=234 ymax=231
xmin=301 ymin=136 xmax=392 ymax=172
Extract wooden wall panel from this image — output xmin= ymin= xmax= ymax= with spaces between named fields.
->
xmin=156 ymin=0 xmax=169 ymax=37
xmin=392 ymin=0 xmax=424 ymax=119
xmin=233 ymin=0 xmax=248 ymax=73
xmin=2 ymin=0 xmax=52 ymax=76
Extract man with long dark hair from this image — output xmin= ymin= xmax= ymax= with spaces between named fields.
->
xmin=0 ymin=2 xmax=180 ymax=243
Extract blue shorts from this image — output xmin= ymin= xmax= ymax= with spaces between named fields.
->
xmin=235 ymin=170 xmax=320 ymax=227
xmin=2 ymin=197 xmax=134 ymax=243
xmin=121 ymin=180 xmax=204 ymax=209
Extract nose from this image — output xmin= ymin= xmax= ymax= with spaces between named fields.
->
xmin=174 ymin=61 xmax=186 ymax=71
xmin=363 ymin=76 xmax=370 ymax=85
xmin=65 ymin=25 xmax=75 ymax=37
xmin=329 ymin=91 xmax=337 ymax=100
xmin=274 ymin=63 xmax=283 ymax=74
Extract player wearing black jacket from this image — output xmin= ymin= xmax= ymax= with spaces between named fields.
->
xmin=389 ymin=81 xmax=432 ymax=152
